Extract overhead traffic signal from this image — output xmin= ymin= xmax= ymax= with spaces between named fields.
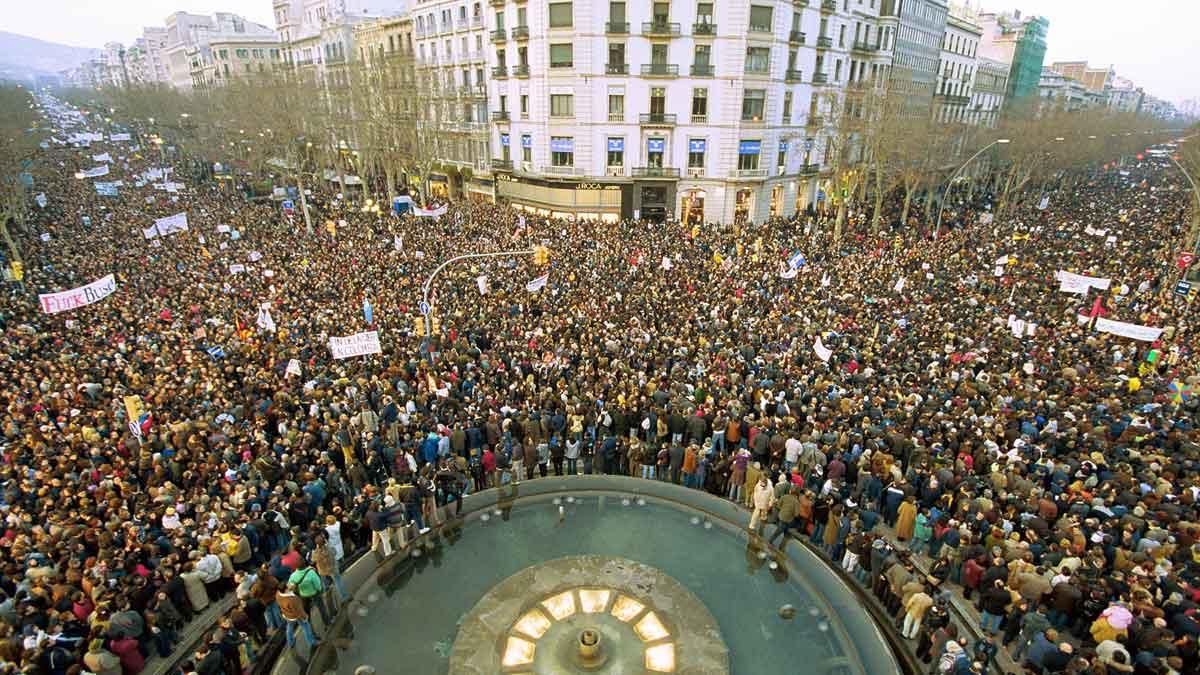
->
xmin=533 ymin=245 xmax=550 ymax=266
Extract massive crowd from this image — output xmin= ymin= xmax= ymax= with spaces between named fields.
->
xmin=0 ymin=99 xmax=1198 ymax=675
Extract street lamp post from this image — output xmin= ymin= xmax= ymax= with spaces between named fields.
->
xmin=421 ymin=249 xmax=538 ymax=361
xmin=935 ymin=138 xmax=1010 ymax=236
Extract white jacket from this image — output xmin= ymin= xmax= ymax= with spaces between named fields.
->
xmin=752 ymin=481 xmax=775 ymax=510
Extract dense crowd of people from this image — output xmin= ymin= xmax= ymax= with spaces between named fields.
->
xmin=1 ymin=98 xmax=1198 ymax=675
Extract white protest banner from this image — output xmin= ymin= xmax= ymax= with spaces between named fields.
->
xmin=660 ymin=256 xmax=673 ymax=271
xmin=92 ymin=153 xmax=112 ymax=163
xmin=1037 ymin=195 xmax=1050 ymax=210
xmin=248 ymin=251 xmax=263 ymax=262
xmin=256 ymin=303 xmax=276 ymax=332
xmin=392 ymin=235 xmax=403 ymax=251
xmin=413 ymin=204 xmax=448 ymax=218
xmin=109 ymin=133 xmax=131 ymax=141
xmin=994 ymin=255 xmax=1009 ymax=266
xmin=1094 ymin=318 xmax=1163 ymax=342
xmin=216 ymin=224 xmax=231 ymax=234
xmin=1056 ymin=270 xmax=1111 ymax=294
xmin=1105 ymin=235 xmax=1117 ymax=248
xmin=153 ymin=212 xmax=189 ymax=236
xmin=79 ymin=165 xmax=109 ymax=178
xmin=893 ymin=277 xmax=906 ymax=293
xmin=779 ymin=267 xmax=798 ymax=280
xmin=38 ymin=274 xmax=117 ymax=315
xmin=141 ymin=225 xmax=159 ymax=239
xmin=979 ymin=212 xmax=994 ymax=225
xmin=34 ymin=193 xmax=47 ymax=208
xmin=40 ymin=233 xmax=51 ymax=242
xmin=329 ymin=330 xmax=382 ymax=359
xmin=526 ymin=273 xmax=549 ymax=292
xmin=263 ymin=269 xmax=275 ymax=278
xmin=813 ymin=336 xmax=833 ymax=362
xmin=820 ymin=272 xmax=831 ymax=288
xmin=285 ymin=359 xmax=302 ymax=377
xmin=476 ymin=275 xmax=489 ymax=295
xmin=229 ymin=264 xmax=246 ymax=275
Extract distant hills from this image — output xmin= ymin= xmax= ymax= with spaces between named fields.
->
xmin=0 ymin=31 xmax=98 ymax=81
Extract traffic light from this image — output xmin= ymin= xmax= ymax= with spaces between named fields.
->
xmin=430 ymin=317 xmax=441 ymax=334
xmin=413 ymin=317 xmax=426 ymax=337
xmin=533 ymin=245 xmax=550 ymax=266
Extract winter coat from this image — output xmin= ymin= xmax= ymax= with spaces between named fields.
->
xmin=180 ymin=570 xmax=210 ymax=611
xmin=895 ymin=501 xmax=918 ymax=541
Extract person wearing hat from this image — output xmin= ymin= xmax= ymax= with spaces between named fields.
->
xmin=276 ymin=583 xmax=319 ymax=652
xmin=82 ymin=637 xmax=121 ymax=675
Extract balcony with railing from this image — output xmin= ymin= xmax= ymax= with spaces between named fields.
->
xmin=789 ymin=30 xmax=807 ymax=44
xmin=491 ymin=158 xmax=513 ymax=171
xmin=632 ymin=167 xmax=680 ymax=178
xmin=786 ymin=69 xmax=804 ymax=82
xmin=639 ymin=113 xmax=677 ymax=126
xmin=733 ymin=168 xmax=768 ymax=179
xmin=606 ymin=21 xmax=629 ymax=34
xmin=852 ymin=41 xmax=878 ymax=54
xmin=456 ymin=18 xmax=469 ymax=31
xmin=460 ymin=85 xmax=486 ymax=98
xmin=690 ymin=63 xmax=714 ymax=77
xmin=512 ymin=64 xmax=530 ymax=77
xmin=491 ymin=110 xmax=510 ymax=121
xmin=793 ymin=0 xmax=810 ymax=6
xmin=491 ymin=65 xmax=508 ymax=78
xmin=606 ymin=62 xmax=628 ymax=75
xmin=816 ymin=35 xmax=833 ymax=49
xmin=936 ymin=93 xmax=972 ymax=105
xmin=490 ymin=29 xmax=507 ymax=42
xmin=821 ymin=0 xmax=837 ymax=11
xmin=471 ymin=15 xmax=484 ymax=28
xmin=805 ymin=115 xmax=825 ymax=128
xmin=543 ymin=165 xmax=584 ymax=176
xmin=799 ymin=163 xmax=821 ymax=174
xmin=641 ymin=63 xmax=679 ymax=77
xmin=642 ymin=21 xmax=681 ymax=36
xmin=812 ymin=72 xmax=828 ymax=84
xmin=693 ymin=22 xmax=716 ymax=36
xmin=511 ymin=25 xmax=530 ymax=39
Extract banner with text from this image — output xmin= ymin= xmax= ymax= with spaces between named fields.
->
xmin=328 ymin=330 xmax=382 ymax=359
xmin=1094 ymin=318 xmax=1163 ymax=342
xmin=38 ymin=274 xmax=117 ymax=315
xmin=1056 ymin=270 xmax=1111 ymax=294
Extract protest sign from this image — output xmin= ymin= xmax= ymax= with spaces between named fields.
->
xmin=476 ymin=275 xmax=489 ymax=294
xmin=286 ymin=359 xmax=302 ymax=377
xmin=79 ymin=165 xmax=109 ymax=178
xmin=526 ymin=274 xmax=549 ymax=292
xmin=229 ymin=264 xmax=246 ymax=274
xmin=1094 ymin=318 xmax=1163 ymax=342
xmin=34 ymin=193 xmax=47 ymax=208
xmin=38 ymin=274 xmax=117 ymax=315
xmin=1057 ymin=271 xmax=1111 ymax=294
xmin=110 ymin=133 xmax=132 ymax=141
xmin=92 ymin=153 xmax=111 ymax=163
xmin=329 ymin=331 xmax=382 ymax=359
xmin=813 ymin=336 xmax=832 ymax=362
xmin=154 ymin=212 xmax=189 ymax=236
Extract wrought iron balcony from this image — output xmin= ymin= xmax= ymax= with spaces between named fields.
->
xmin=490 ymin=29 xmax=507 ymax=42
xmin=693 ymin=22 xmax=716 ymax=36
xmin=793 ymin=0 xmax=810 ymax=6
xmin=690 ymin=63 xmax=714 ymax=77
xmin=640 ymin=63 xmax=679 ymax=77
xmin=733 ymin=168 xmax=768 ymax=179
xmin=491 ymin=110 xmax=510 ymax=121
xmin=489 ymin=0 xmax=504 ymax=6
xmin=799 ymin=163 xmax=821 ymax=174
xmin=639 ymin=113 xmax=677 ymax=126
xmin=513 ymin=64 xmax=529 ymax=77
xmin=852 ymin=41 xmax=878 ymax=53
xmin=812 ymin=72 xmax=828 ymax=84
xmin=511 ymin=25 xmax=529 ymax=39
xmin=786 ymin=69 xmax=804 ymax=82
xmin=642 ymin=21 xmax=681 ymax=36
xmin=816 ymin=35 xmax=833 ymax=48
xmin=606 ymin=63 xmax=628 ymax=75
xmin=606 ymin=22 xmax=630 ymax=34
xmin=821 ymin=0 xmax=837 ymax=11
xmin=805 ymin=115 xmax=825 ymax=128
xmin=789 ymin=30 xmax=807 ymax=44
xmin=632 ymin=167 xmax=680 ymax=178
xmin=491 ymin=158 xmax=513 ymax=171
xmin=491 ymin=65 xmax=508 ymax=78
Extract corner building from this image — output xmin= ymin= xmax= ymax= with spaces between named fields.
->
xmin=486 ymin=0 xmax=881 ymax=224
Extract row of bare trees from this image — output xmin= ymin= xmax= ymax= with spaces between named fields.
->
xmin=0 ymin=85 xmax=39 ymax=264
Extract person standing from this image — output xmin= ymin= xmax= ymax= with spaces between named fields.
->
xmin=768 ymin=486 xmax=801 ymax=549
xmin=277 ymin=583 xmax=319 ymax=652
xmin=901 ymin=584 xmax=934 ymax=639
xmin=749 ymin=475 xmax=775 ymax=533
xmin=288 ymin=558 xmax=331 ymax=626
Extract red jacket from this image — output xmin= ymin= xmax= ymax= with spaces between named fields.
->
xmin=963 ymin=558 xmax=986 ymax=589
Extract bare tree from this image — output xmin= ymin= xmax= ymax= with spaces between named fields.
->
xmin=0 ymin=85 xmax=39 ymax=263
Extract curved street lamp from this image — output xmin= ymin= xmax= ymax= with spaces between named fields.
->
xmin=934 ymin=138 xmax=1010 ymax=236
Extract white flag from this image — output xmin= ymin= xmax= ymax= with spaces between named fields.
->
xmin=285 ymin=358 xmax=302 ymax=377
xmin=393 ymin=234 xmax=403 ymax=252
xmin=660 ymin=256 xmax=673 ymax=271
xmin=526 ymin=273 xmax=549 ymax=292
xmin=820 ymin=272 xmax=831 ymax=288
xmin=1037 ymin=195 xmax=1049 ymax=210
xmin=256 ymin=303 xmax=276 ymax=332
xmin=813 ymin=336 xmax=833 ymax=362
xmin=476 ymin=275 xmax=489 ymax=295
xmin=893 ymin=277 xmax=906 ymax=293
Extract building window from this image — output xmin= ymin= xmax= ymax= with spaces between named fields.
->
xmin=738 ymin=140 xmax=761 ymax=170
xmin=782 ymin=91 xmax=792 ymax=122
xmin=551 ymin=137 xmax=574 ymax=166
xmin=496 ymin=11 xmax=505 ymax=29
xmin=550 ymin=43 xmax=573 ymax=68
xmin=522 ymin=135 xmax=532 ymax=163
xmin=646 ymin=138 xmax=665 ymax=167
xmin=521 ymin=94 xmax=529 ymax=117
xmin=749 ymin=5 xmax=773 ymax=32
xmin=610 ymin=2 xmax=626 ymax=23
xmin=697 ymin=2 xmax=713 ymax=24
xmin=609 ymin=42 xmax=625 ymax=67
xmin=650 ymin=87 xmax=666 ymax=114
xmin=694 ymin=44 xmax=711 ymax=67
xmin=608 ymin=93 xmax=624 ymax=120
xmin=745 ymin=47 xmax=770 ymax=73
xmin=551 ymin=94 xmax=574 ymax=116
xmin=549 ymin=2 xmax=574 ymax=28
xmin=838 ymin=24 xmax=846 ymax=47
xmin=691 ymin=88 xmax=708 ymax=118
xmin=499 ymin=94 xmax=508 ymax=111
xmin=777 ymin=142 xmax=787 ymax=173
xmin=607 ymin=137 xmax=624 ymax=166
xmin=687 ymin=139 xmax=706 ymax=168
xmin=741 ymin=89 xmax=765 ymax=121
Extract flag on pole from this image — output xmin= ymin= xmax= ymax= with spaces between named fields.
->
xmin=788 ymin=251 xmax=807 ymax=270
xmin=205 ymin=345 xmax=226 ymax=359
xmin=526 ymin=273 xmax=549 ymax=292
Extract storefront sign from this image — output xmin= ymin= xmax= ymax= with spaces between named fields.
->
xmin=550 ymin=137 xmax=574 ymax=153
xmin=521 ymin=134 xmax=532 ymax=148
xmin=688 ymin=139 xmax=706 ymax=153
xmin=739 ymin=140 xmax=762 ymax=155
xmin=607 ymin=138 xmax=624 ymax=152
xmin=500 ymin=133 xmax=510 ymax=146
xmin=647 ymin=138 xmax=665 ymax=153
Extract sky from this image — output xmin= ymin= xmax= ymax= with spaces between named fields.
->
xmin=1 ymin=0 xmax=1196 ymax=104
